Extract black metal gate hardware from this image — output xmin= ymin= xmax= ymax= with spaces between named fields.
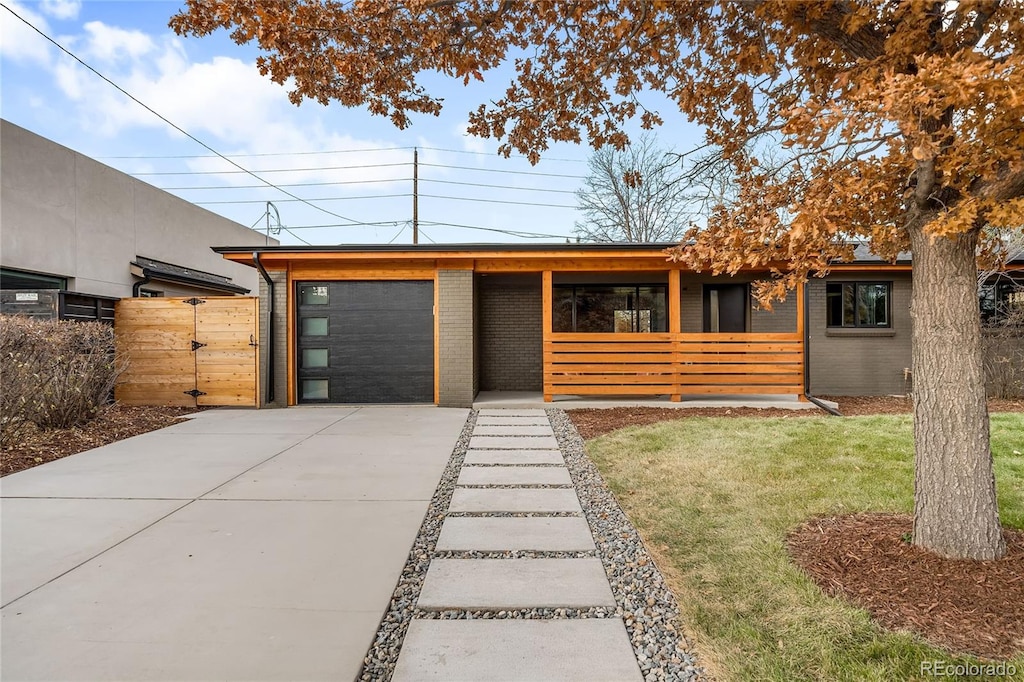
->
xmin=191 ymin=340 xmax=207 ymax=351
xmin=183 ymin=298 xmax=206 ymax=306
xmin=183 ymin=389 xmax=207 ymax=398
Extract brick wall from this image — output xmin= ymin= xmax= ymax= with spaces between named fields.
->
xmin=437 ymin=269 xmax=475 ymax=407
xmin=257 ymin=269 xmax=288 ymax=407
xmin=808 ymin=273 xmax=913 ymax=396
xmin=477 ymin=275 xmax=543 ymax=391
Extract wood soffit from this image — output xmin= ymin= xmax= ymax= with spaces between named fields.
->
xmin=222 ymin=249 xmax=916 ymax=274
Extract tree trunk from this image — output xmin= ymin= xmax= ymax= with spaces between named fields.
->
xmin=908 ymin=226 xmax=1006 ymax=560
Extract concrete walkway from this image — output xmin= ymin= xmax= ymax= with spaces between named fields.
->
xmin=392 ymin=409 xmax=642 ymax=681
xmin=1 ymin=407 xmax=468 ymax=681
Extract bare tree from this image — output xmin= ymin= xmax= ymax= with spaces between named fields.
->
xmin=574 ymin=135 xmax=690 ymax=243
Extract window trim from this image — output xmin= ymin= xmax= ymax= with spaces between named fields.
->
xmin=826 ymin=281 xmax=892 ymax=329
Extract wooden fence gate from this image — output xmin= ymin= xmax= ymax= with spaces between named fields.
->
xmin=115 ymin=296 xmax=259 ymax=407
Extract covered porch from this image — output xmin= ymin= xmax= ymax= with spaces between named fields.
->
xmin=536 ymin=270 xmax=807 ymax=402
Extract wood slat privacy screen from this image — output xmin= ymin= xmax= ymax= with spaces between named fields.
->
xmin=544 ymin=332 xmax=804 ymax=398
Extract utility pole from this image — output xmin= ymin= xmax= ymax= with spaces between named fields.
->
xmin=412 ymin=147 xmax=419 ymax=244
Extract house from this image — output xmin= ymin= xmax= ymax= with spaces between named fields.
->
xmin=211 ymin=242 xmax=1022 ymax=408
xmin=0 ymin=119 xmax=274 ymax=319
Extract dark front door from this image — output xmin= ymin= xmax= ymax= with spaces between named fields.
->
xmin=296 ymin=281 xmax=434 ymax=403
xmin=702 ymin=284 xmax=748 ymax=333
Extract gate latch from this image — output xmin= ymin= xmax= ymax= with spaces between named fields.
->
xmin=191 ymin=340 xmax=207 ymax=351
xmin=183 ymin=389 xmax=207 ymax=398
xmin=183 ymin=297 xmax=206 ymax=306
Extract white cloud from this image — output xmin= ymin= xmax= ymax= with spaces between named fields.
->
xmin=49 ymin=30 xmax=414 ymax=191
xmin=455 ymin=120 xmax=489 ymax=155
xmin=81 ymin=21 xmax=155 ymax=63
xmin=40 ymin=0 xmax=81 ymax=20
xmin=0 ymin=1 xmax=53 ymax=65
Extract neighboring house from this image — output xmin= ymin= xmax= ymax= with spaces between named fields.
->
xmin=212 ymin=242 xmax=1023 ymax=408
xmin=0 ymin=120 xmax=274 ymax=315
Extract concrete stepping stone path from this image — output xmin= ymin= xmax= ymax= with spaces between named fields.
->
xmin=435 ymin=516 xmax=596 ymax=552
xmin=468 ymin=434 xmax=560 ymax=449
xmin=417 ymin=558 xmax=615 ymax=610
xmin=457 ymin=466 xmax=572 ymax=486
xmin=393 ymin=409 xmax=643 ymax=681
xmin=448 ymin=488 xmax=582 ymax=513
xmin=463 ymin=449 xmax=564 ymax=464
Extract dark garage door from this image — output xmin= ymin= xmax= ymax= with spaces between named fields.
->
xmin=296 ymin=281 xmax=434 ymax=403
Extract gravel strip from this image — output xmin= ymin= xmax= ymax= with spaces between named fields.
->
xmin=548 ymin=408 xmax=703 ymax=682
xmin=359 ymin=408 xmax=702 ymax=681
xmin=357 ymin=411 xmax=476 ymax=681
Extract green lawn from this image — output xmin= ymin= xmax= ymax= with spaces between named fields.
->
xmin=584 ymin=413 xmax=1024 ymax=682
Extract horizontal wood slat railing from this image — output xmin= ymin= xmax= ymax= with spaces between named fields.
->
xmin=544 ymin=332 xmax=804 ymax=399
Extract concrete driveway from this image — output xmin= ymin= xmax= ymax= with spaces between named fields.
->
xmin=1 ymin=407 xmax=469 ymax=682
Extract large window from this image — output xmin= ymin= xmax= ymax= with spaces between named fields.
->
xmin=553 ymin=285 xmax=667 ymax=333
xmin=826 ymin=282 xmax=891 ymax=328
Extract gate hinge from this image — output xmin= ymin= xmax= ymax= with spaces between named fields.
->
xmin=183 ymin=389 xmax=207 ymax=398
xmin=191 ymin=340 xmax=207 ymax=351
xmin=183 ymin=297 xmax=206 ymax=306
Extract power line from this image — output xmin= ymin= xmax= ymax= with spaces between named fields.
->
xmin=420 ymin=178 xmax=578 ymax=194
xmin=159 ymin=176 xmax=577 ymax=195
xmin=194 ymin=193 xmax=575 ymax=209
xmin=194 ymin=193 xmax=412 ymax=205
xmin=97 ymin=144 xmax=585 ymax=164
xmin=0 ymin=2 xmax=367 ymax=226
xmin=419 ymin=221 xmax=568 ymax=239
xmin=420 ymin=194 xmax=576 ymax=209
xmin=252 ymin=219 xmax=567 ymax=240
xmin=132 ymin=162 xmax=411 ymax=176
xmin=420 ymin=162 xmax=585 ymax=179
xmin=159 ymin=177 xmax=406 ymax=191
xmin=282 ymin=227 xmax=313 ymax=246
xmin=100 ymin=146 xmax=416 ymax=160
xmin=386 ymin=224 xmax=407 ymax=244
xmin=417 ymin=146 xmax=586 ymax=163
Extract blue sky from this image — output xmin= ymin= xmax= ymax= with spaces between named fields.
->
xmin=1 ymin=0 xmax=705 ymax=246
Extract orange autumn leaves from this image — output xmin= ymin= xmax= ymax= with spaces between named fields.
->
xmin=172 ymin=0 xmax=1024 ymax=301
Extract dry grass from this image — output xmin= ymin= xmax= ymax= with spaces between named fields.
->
xmin=582 ymin=414 xmax=1024 ymax=681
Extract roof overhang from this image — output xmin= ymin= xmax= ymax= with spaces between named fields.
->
xmin=131 ymin=258 xmax=250 ymax=295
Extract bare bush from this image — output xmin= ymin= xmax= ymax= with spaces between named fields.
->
xmin=0 ymin=316 xmax=128 ymax=443
xmin=0 ymin=317 xmax=53 ymax=447
xmin=982 ymin=307 xmax=1024 ymax=399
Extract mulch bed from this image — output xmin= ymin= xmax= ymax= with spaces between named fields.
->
xmin=787 ymin=514 xmax=1024 ymax=660
xmin=1 ymin=405 xmax=199 ymax=477
xmin=567 ymin=396 xmax=1024 ymax=439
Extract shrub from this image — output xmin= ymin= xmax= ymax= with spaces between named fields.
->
xmin=982 ymin=306 xmax=1024 ymax=399
xmin=0 ymin=315 xmax=128 ymax=445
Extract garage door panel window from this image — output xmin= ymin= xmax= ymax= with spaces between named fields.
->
xmin=301 ymin=348 xmax=329 ymax=368
xmin=301 ymin=317 xmax=329 ymax=336
xmin=300 ymin=285 xmax=329 ymax=305
xmin=301 ymin=379 xmax=330 ymax=400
